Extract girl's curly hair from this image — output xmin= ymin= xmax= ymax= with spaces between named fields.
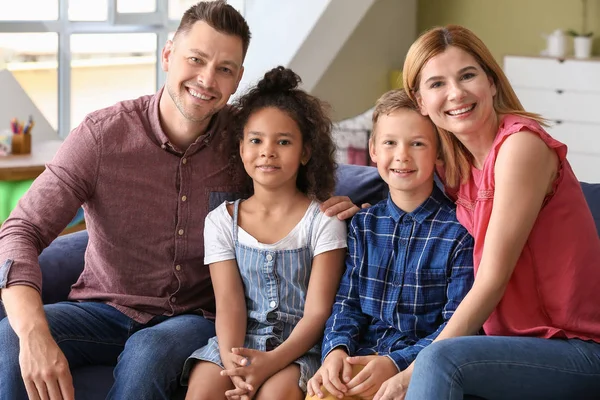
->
xmin=224 ymin=66 xmax=337 ymax=202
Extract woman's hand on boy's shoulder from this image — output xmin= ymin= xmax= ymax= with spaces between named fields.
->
xmin=321 ymin=196 xmax=370 ymax=220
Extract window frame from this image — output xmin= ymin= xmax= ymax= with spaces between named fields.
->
xmin=0 ymin=0 xmax=201 ymax=137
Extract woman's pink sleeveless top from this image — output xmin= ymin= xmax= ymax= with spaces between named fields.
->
xmin=454 ymin=114 xmax=600 ymax=340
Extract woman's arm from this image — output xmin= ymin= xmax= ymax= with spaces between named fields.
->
xmin=268 ymin=248 xmax=346 ymax=371
xmin=436 ymin=130 xmax=558 ymax=340
xmin=211 ymin=259 xmax=248 ymax=369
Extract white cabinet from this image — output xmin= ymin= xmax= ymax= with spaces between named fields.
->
xmin=504 ymin=55 xmax=600 ymax=183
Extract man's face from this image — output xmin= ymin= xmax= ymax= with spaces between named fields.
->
xmin=161 ymin=21 xmax=244 ymax=125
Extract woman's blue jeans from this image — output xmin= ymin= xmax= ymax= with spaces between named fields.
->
xmin=0 ymin=301 xmax=215 ymax=400
xmin=405 ymin=335 xmax=600 ymax=400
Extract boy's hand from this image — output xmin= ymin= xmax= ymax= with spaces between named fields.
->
xmin=307 ymin=348 xmax=352 ymax=398
xmin=345 ymin=355 xmax=398 ymax=397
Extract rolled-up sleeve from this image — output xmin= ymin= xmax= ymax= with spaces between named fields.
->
xmin=0 ymin=118 xmax=100 ymax=292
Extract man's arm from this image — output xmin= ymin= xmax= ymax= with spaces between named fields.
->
xmin=385 ymin=232 xmax=474 ymax=371
xmin=0 ymin=118 xmax=99 ymax=294
xmin=0 ymin=117 xmax=100 ymax=400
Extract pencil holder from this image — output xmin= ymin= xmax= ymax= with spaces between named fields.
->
xmin=12 ymin=134 xmax=31 ymax=155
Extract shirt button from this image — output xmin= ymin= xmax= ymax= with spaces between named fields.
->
xmin=181 ymin=195 xmax=187 ymax=202
xmin=175 ymin=265 xmax=181 ymax=271
xmin=266 ymin=254 xmax=273 ymax=261
xmin=161 ymin=144 xmax=166 ymax=149
xmin=171 ymin=296 xmax=177 ymax=303
xmin=269 ymin=300 xmax=277 ymax=308
xmin=178 ymin=229 xmax=184 ymax=236
xmin=182 ymin=158 xmax=188 ymax=165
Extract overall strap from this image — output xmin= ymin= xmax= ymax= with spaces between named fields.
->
xmin=305 ymin=202 xmax=321 ymax=251
xmin=232 ymin=199 xmax=242 ymax=245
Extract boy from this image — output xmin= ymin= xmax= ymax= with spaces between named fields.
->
xmin=306 ymin=89 xmax=474 ymax=400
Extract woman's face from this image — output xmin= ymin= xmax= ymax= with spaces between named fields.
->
xmin=416 ymin=46 xmax=497 ymax=138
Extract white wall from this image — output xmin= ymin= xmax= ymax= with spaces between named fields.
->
xmin=237 ymin=0 xmax=376 ymax=97
xmin=289 ymin=0 xmax=375 ymax=92
xmin=312 ymin=0 xmax=417 ymax=121
xmin=0 ymin=69 xmax=57 ymax=142
xmin=237 ymin=0 xmax=331 ymax=95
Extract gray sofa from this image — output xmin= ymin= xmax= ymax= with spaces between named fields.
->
xmin=1 ymin=164 xmax=599 ymax=399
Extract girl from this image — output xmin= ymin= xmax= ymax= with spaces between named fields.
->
xmin=374 ymin=25 xmax=600 ymax=400
xmin=182 ymin=66 xmax=347 ymax=400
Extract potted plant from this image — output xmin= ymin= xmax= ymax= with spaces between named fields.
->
xmin=567 ymin=0 xmax=593 ymax=58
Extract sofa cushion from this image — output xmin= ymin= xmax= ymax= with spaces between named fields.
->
xmin=581 ymin=182 xmax=600 ymax=237
xmin=38 ymin=229 xmax=89 ymax=304
xmin=334 ymin=164 xmax=388 ymax=206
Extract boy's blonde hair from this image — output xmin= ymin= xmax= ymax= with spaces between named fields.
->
xmin=371 ymin=88 xmax=440 ymax=154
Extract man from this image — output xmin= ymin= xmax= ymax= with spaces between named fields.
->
xmin=0 ymin=2 xmax=355 ymax=399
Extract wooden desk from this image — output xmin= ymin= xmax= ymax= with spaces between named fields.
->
xmin=0 ymin=140 xmax=63 ymax=181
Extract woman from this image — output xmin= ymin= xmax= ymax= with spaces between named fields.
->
xmin=374 ymin=25 xmax=600 ymax=400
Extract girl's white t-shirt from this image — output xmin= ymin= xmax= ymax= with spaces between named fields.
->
xmin=204 ymin=200 xmax=347 ymax=265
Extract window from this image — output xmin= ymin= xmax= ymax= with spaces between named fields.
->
xmin=0 ymin=0 xmax=246 ymax=137
xmin=0 ymin=33 xmax=58 ymax=129
xmin=0 ymin=0 xmax=59 ymax=21
xmin=70 ymin=33 xmax=157 ymax=128
xmin=68 ymin=0 xmax=108 ymax=21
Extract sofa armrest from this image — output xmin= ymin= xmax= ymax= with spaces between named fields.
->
xmin=39 ymin=230 xmax=89 ymax=304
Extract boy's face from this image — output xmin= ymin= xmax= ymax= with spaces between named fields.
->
xmin=370 ymin=109 xmax=442 ymax=200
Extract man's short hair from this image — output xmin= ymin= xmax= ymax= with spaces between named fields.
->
xmin=174 ymin=0 xmax=251 ymax=59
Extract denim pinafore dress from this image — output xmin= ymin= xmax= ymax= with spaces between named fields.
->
xmin=183 ymin=199 xmax=322 ymax=391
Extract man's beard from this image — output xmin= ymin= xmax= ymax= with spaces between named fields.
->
xmin=167 ymin=83 xmax=216 ymax=123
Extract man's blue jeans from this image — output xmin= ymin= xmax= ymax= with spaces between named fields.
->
xmin=406 ymin=336 xmax=600 ymax=400
xmin=0 ymin=301 xmax=215 ymax=400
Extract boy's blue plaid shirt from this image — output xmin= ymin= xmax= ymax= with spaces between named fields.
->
xmin=321 ymin=185 xmax=474 ymax=371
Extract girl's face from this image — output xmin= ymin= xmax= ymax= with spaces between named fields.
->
xmin=240 ymin=107 xmax=308 ymax=191
xmin=416 ymin=46 xmax=497 ymax=138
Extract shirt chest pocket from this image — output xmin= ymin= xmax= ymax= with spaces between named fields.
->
xmin=397 ymin=268 xmax=449 ymax=316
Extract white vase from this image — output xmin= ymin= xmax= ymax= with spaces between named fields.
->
xmin=574 ymin=36 xmax=593 ymax=59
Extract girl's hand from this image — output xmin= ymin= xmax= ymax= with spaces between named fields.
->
xmin=373 ymin=369 xmax=411 ymax=400
xmin=226 ymin=376 xmax=252 ymax=400
xmin=222 ymin=350 xmax=253 ymax=399
xmin=345 ymin=355 xmax=398 ymax=397
xmin=221 ymin=348 xmax=275 ymax=399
